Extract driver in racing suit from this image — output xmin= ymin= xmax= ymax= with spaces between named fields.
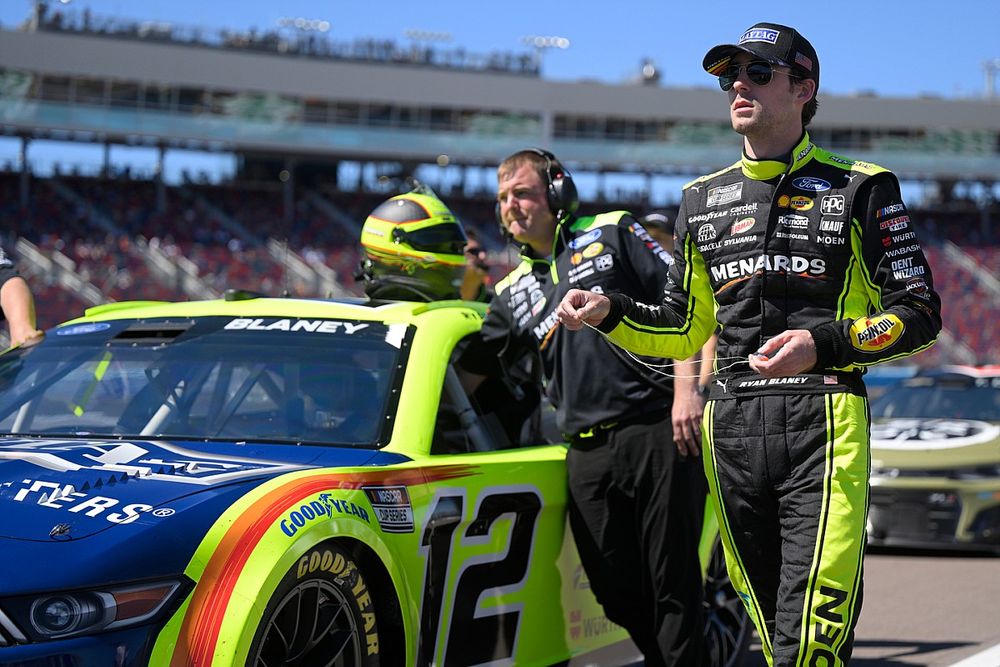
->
xmin=557 ymin=22 xmax=941 ymax=667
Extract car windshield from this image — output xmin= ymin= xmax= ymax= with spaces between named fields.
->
xmin=870 ymin=374 xmax=1000 ymax=421
xmin=0 ymin=316 xmax=411 ymax=447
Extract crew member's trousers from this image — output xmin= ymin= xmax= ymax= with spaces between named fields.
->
xmin=567 ymin=411 xmax=707 ymax=667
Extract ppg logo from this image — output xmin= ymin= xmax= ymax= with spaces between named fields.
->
xmin=821 ymin=195 xmax=846 ymax=215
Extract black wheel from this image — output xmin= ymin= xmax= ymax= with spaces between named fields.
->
xmin=703 ymin=538 xmax=752 ymax=667
xmin=249 ymin=543 xmax=381 ymax=667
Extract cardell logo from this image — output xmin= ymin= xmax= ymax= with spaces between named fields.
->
xmin=792 ymin=177 xmax=831 ymax=192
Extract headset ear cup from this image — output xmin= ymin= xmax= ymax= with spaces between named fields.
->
xmin=547 ymin=171 xmax=579 ymax=217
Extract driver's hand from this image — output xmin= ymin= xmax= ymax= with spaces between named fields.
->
xmin=557 ymin=289 xmax=611 ymax=331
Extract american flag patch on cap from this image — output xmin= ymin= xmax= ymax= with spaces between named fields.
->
xmin=795 ymin=52 xmax=813 ymax=71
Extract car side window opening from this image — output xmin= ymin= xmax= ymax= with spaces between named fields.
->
xmin=430 ymin=338 xmax=549 ymax=455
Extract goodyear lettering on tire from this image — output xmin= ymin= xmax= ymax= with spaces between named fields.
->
xmin=297 ymin=548 xmax=379 ymax=656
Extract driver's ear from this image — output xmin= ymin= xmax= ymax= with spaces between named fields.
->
xmin=796 ymin=78 xmax=817 ymax=104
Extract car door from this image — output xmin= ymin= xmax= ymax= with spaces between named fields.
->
xmin=406 ymin=359 xmax=628 ymax=667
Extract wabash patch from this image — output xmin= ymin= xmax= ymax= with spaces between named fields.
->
xmin=849 ymin=314 xmax=905 ymax=352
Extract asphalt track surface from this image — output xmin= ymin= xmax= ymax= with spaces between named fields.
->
xmin=608 ymin=547 xmax=1000 ymax=667
xmin=740 ymin=548 xmax=1000 ymax=667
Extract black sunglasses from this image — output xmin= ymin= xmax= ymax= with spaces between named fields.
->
xmin=718 ymin=61 xmax=801 ymax=91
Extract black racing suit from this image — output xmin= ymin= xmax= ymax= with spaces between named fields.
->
xmin=594 ymin=134 xmax=942 ymax=667
xmin=461 ymin=211 xmax=707 ymax=666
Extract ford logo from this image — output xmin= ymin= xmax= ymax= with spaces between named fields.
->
xmin=792 ymin=177 xmax=831 ymax=192
xmin=569 ymin=229 xmax=602 ymax=250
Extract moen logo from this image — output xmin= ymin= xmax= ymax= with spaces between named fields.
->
xmin=850 ymin=314 xmax=904 ymax=352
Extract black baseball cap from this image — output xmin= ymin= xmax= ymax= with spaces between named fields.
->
xmin=703 ymin=22 xmax=819 ymax=92
xmin=640 ymin=211 xmax=673 ymax=235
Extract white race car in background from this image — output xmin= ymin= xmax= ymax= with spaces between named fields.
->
xmin=868 ymin=365 xmax=1000 ymax=553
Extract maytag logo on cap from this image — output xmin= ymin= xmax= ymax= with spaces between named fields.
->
xmin=740 ymin=28 xmax=780 ymax=45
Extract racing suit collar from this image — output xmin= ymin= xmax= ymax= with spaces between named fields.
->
xmin=517 ymin=214 xmax=574 ymax=263
xmin=740 ymin=132 xmax=814 ymax=181
xmin=516 ymin=214 xmax=575 ymax=285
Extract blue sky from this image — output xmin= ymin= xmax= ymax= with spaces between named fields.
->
xmin=4 ymin=0 xmax=996 ymax=97
xmin=2 ymin=0 xmax=998 ymax=199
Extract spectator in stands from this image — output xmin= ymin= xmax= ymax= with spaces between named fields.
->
xmin=0 ymin=246 xmax=43 ymax=347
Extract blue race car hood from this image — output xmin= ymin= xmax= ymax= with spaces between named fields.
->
xmin=0 ymin=437 xmax=393 ymax=541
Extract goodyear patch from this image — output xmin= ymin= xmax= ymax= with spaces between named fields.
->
xmin=280 ymin=492 xmax=370 ymax=537
xmin=362 ymin=485 xmax=414 ymax=533
xmin=850 ymin=314 xmax=904 ymax=352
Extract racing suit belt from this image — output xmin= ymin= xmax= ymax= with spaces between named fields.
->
xmin=707 ymin=371 xmax=866 ymax=401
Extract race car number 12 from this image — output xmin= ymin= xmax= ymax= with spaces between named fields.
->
xmin=417 ymin=487 xmax=542 ymax=665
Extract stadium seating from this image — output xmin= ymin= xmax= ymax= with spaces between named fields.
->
xmin=0 ymin=170 xmax=996 ymax=365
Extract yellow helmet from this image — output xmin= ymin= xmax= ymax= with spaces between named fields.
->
xmin=358 ymin=189 xmax=468 ymax=301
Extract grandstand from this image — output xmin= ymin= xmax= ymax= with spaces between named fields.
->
xmin=0 ymin=7 xmax=998 ymax=364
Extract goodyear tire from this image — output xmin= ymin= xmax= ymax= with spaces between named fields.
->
xmin=703 ymin=537 xmax=752 ymax=667
xmin=249 ymin=543 xmax=381 ymax=667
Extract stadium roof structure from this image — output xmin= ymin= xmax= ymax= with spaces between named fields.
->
xmin=2 ymin=26 xmax=1000 ymax=180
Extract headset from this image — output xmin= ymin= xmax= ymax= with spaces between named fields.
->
xmin=495 ymin=147 xmax=579 ymax=239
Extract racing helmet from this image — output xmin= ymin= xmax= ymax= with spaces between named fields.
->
xmin=358 ymin=187 xmax=468 ymax=301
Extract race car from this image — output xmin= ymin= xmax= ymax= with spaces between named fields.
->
xmin=868 ymin=365 xmax=1000 ymax=554
xmin=0 ymin=294 xmax=750 ymax=666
